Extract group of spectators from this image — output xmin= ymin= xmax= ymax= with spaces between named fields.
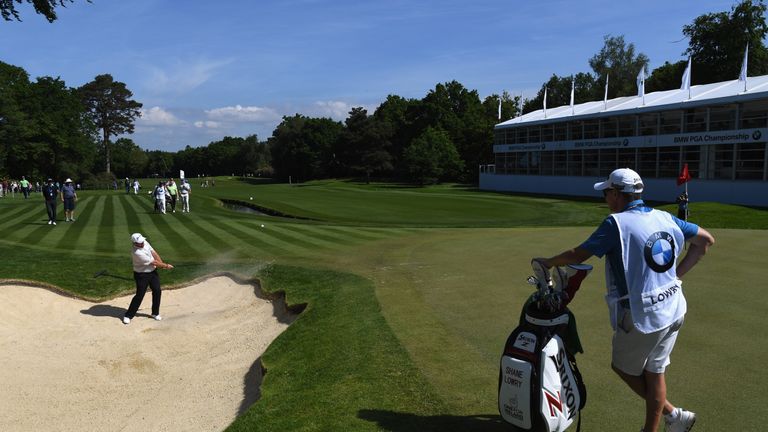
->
xmin=152 ymin=178 xmax=192 ymax=214
xmin=41 ymin=177 xmax=79 ymax=225
xmin=0 ymin=176 xmax=42 ymax=199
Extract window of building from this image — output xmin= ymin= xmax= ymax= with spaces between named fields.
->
xmin=599 ymin=149 xmax=618 ymax=176
xmin=516 ymin=127 xmax=528 ymax=144
xmin=684 ymin=108 xmax=707 ymax=133
xmin=541 ymin=124 xmax=554 ymax=142
xmin=540 ymin=150 xmax=553 ymax=175
xmin=638 ymin=147 xmax=657 ymax=177
xmin=639 ymin=113 xmax=659 ymax=136
xmin=660 ymin=110 xmax=682 ymax=135
xmin=495 ymin=153 xmax=507 ymax=174
xmin=658 ymin=146 xmax=681 ymax=177
xmin=554 ymin=123 xmax=567 ymax=141
xmin=584 ymin=119 xmax=599 ymax=139
xmin=529 ymin=126 xmax=541 ymax=143
xmin=735 ymin=142 xmax=766 ymax=180
xmin=681 ymin=146 xmax=701 ymax=179
xmin=712 ymin=144 xmax=735 ymax=179
xmin=740 ymin=100 xmax=768 ymax=129
xmin=709 ymin=104 xmax=737 ymax=131
xmin=584 ymin=149 xmax=599 ymax=176
xmin=553 ymin=151 xmax=568 ymax=175
xmin=494 ymin=129 xmax=506 ymax=145
xmin=569 ymin=121 xmax=583 ymax=140
xmin=600 ymin=117 xmax=618 ymax=138
xmin=529 ymin=152 xmax=541 ymax=175
xmin=618 ymin=115 xmax=637 ymax=137
xmin=618 ymin=148 xmax=637 ymax=170
xmin=567 ymin=150 xmax=583 ymax=176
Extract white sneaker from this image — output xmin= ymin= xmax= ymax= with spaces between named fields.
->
xmin=152 ymin=314 xmax=162 ymax=321
xmin=52 ymin=221 xmax=56 ymax=225
xmin=665 ymin=408 xmax=696 ymax=432
xmin=122 ymin=316 xmax=131 ymax=325
xmin=48 ymin=220 xmax=52 ymax=225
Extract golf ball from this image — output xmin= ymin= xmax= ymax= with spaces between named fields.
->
xmin=260 ymin=224 xmax=265 ymax=228
xmin=250 ymin=197 xmax=253 ymax=200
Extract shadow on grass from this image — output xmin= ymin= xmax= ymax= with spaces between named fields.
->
xmin=238 ymin=356 xmax=264 ymax=416
xmin=358 ymin=409 xmax=507 ymax=432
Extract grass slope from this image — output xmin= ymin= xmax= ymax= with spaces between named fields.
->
xmin=0 ymin=178 xmax=766 ymax=431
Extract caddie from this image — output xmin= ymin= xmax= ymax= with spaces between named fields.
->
xmin=533 ymin=168 xmax=715 ymax=432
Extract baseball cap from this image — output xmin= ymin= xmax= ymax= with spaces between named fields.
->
xmin=593 ymin=168 xmax=644 ymax=193
xmin=65 ymin=178 xmax=72 ymax=183
xmin=47 ymin=178 xmax=53 ymax=182
xmin=131 ymin=233 xmax=146 ymax=244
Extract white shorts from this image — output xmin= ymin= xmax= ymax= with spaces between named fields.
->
xmin=612 ymin=308 xmax=684 ymax=375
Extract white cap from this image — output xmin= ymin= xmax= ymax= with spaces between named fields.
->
xmin=131 ymin=233 xmax=146 ymax=244
xmin=65 ymin=178 xmax=73 ymax=183
xmin=593 ymin=168 xmax=644 ymax=193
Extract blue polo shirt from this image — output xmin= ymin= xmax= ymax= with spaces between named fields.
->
xmin=579 ymin=200 xmax=699 ymax=301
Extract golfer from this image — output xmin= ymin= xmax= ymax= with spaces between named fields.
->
xmin=123 ymin=233 xmax=174 ymax=325
xmin=533 ymin=168 xmax=714 ymax=432
xmin=42 ymin=178 xmax=58 ymax=225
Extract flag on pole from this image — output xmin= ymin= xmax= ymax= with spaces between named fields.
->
xmin=497 ymin=95 xmax=502 ymax=120
xmin=518 ymin=92 xmax=523 ymax=118
xmin=570 ymin=76 xmax=575 ymax=115
xmin=681 ymin=57 xmax=692 ymax=99
xmin=543 ymin=87 xmax=548 ymax=118
xmin=637 ymin=67 xmax=645 ymax=104
xmin=180 ymin=169 xmax=185 ymax=179
xmin=739 ymin=43 xmax=749 ymax=92
xmin=677 ymin=163 xmax=691 ymax=186
xmin=603 ymin=74 xmax=609 ymax=110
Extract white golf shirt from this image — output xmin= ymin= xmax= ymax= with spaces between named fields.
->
xmin=132 ymin=241 xmax=156 ymax=273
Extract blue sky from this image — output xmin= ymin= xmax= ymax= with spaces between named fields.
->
xmin=2 ymin=0 xmax=736 ymax=151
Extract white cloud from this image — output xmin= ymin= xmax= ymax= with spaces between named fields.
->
xmin=138 ymin=106 xmax=183 ymax=126
xmin=194 ymin=120 xmax=222 ymax=129
xmin=143 ymin=58 xmax=232 ymax=95
xmin=311 ymin=100 xmax=354 ymax=120
xmin=205 ymin=105 xmax=281 ymax=123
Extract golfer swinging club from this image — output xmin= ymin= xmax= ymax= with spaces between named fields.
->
xmin=533 ymin=168 xmax=715 ymax=432
xmin=123 ymin=233 xmax=174 ymax=325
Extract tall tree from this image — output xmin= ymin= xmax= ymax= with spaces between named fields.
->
xmin=340 ymin=107 xmax=393 ymax=183
xmin=683 ymin=0 xmax=768 ymax=84
xmin=403 ymin=127 xmax=463 ymax=185
xmin=1 ymin=0 xmax=77 ymax=22
xmin=588 ymin=35 xmax=650 ymax=99
xmin=269 ymin=114 xmax=343 ymax=182
xmin=646 ymin=60 xmax=688 ymax=92
xmin=78 ymin=74 xmax=142 ymax=174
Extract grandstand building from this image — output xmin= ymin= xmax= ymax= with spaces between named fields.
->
xmin=480 ymin=74 xmax=768 ymax=207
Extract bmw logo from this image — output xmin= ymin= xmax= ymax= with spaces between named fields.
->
xmin=644 ymin=232 xmax=676 ymax=273
xmin=753 ymin=130 xmax=762 ymax=140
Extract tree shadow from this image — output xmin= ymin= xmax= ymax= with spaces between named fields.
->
xmin=357 ymin=409 xmax=508 ymax=432
xmin=238 ymin=356 xmax=264 ymax=416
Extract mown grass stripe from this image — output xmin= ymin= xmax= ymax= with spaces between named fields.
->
xmin=95 ymin=194 xmax=117 ymax=253
xmin=240 ymin=221 xmax=326 ymax=251
xmin=214 ymin=219 xmax=292 ymax=256
xmin=55 ymin=196 xmax=100 ymax=250
xmin=164 ymin=214 xmax=237 ymax=257
xmin=276 ymin=224 xmax=359 ymax=248
xmin=116 ymin=193 xmax=143 ymax=234
xmin=120 ymin=196 xmax=175 ymax=248
xmin=72 ymin=196 xmax=107 ymax=252
xmin=320 ymin=226 xmax=387 ymax=242
xmin=178 ymin=216 xmax=261 ymax=259
xmin=0 ymin=202 xmax=39 ymax=227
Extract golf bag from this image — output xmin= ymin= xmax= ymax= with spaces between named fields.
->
xmin=498 ymin=263 xmax=592 ymax=432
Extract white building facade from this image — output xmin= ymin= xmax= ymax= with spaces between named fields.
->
xmin=480 ymin=75 xmax=768 ymax=206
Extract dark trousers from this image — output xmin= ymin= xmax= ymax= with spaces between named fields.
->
xmin=169 ymin=195 xmax=177 ymax=211
xmin=126 ymin=270 xmax=161 ymax=318
xmin=45 ymin=199 xmax=57 ymax=221
xmin=22 ymin=187 xmax=30 ymax=199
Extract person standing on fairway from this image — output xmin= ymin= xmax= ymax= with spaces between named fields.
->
xmin=123 ymin=233 xmax=174 ymax=325
xmin=179 ymin=178 xmax=191 ymax=213
xmin=533 ymin=168 xmax=714 ymax=432
xmin=42 ymin=178 xmax=59 ymax=225
xmin=166 ymin=177 xmax=179 ymax=213
xmin=60 ymin=178 xmax=78 ymax=222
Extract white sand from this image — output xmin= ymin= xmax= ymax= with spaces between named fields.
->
xmin=0 ymin=276 xmax=296 ymax=432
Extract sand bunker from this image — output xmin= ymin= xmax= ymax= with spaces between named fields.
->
xmin=0 ymin=276 xmax=297 ymax=431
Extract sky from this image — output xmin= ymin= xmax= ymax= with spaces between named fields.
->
xmin=1 ymin=0 xmax=738 ymax=151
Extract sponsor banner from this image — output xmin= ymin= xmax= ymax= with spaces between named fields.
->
xmin=493 ymin=128 xmax=767 ymax=153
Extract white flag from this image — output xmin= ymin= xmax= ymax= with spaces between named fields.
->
xmin=180 ymin=170 xmax=185 ymax=179
xmin=570 ymin=76 xmax=575 ymax=115
xmin=681 ymin=57 xmax=691 ymax=90
xmin=518 ymin=92 xmax=523 ymax=118
xmin=739 ymin=43 xmax=749 ymax=91
xmin=543 ymin=87 xmax=548 ymax=118
xmin=498 ymin=95 xmax=502 ymax=120
xmin=604 ymin=74 xmax=609 ymax=110
xmin=637 ymin=67 xmax=645 ymax=104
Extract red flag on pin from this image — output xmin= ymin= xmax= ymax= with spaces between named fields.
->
xmin=677 ymin=163 xmax=691 ymax=186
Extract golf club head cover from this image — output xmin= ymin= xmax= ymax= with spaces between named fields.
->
xmin=559 ymin=264 xmax=593 ymax=305
xmin=530 ymin=259 xmax=552 ymax=294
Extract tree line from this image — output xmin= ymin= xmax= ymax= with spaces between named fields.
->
xmin=2 ymin=1 xmax=766 ymax=185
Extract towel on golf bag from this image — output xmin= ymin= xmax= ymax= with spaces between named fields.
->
xmin=498 ymin=303 xmax=586 ymax=432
